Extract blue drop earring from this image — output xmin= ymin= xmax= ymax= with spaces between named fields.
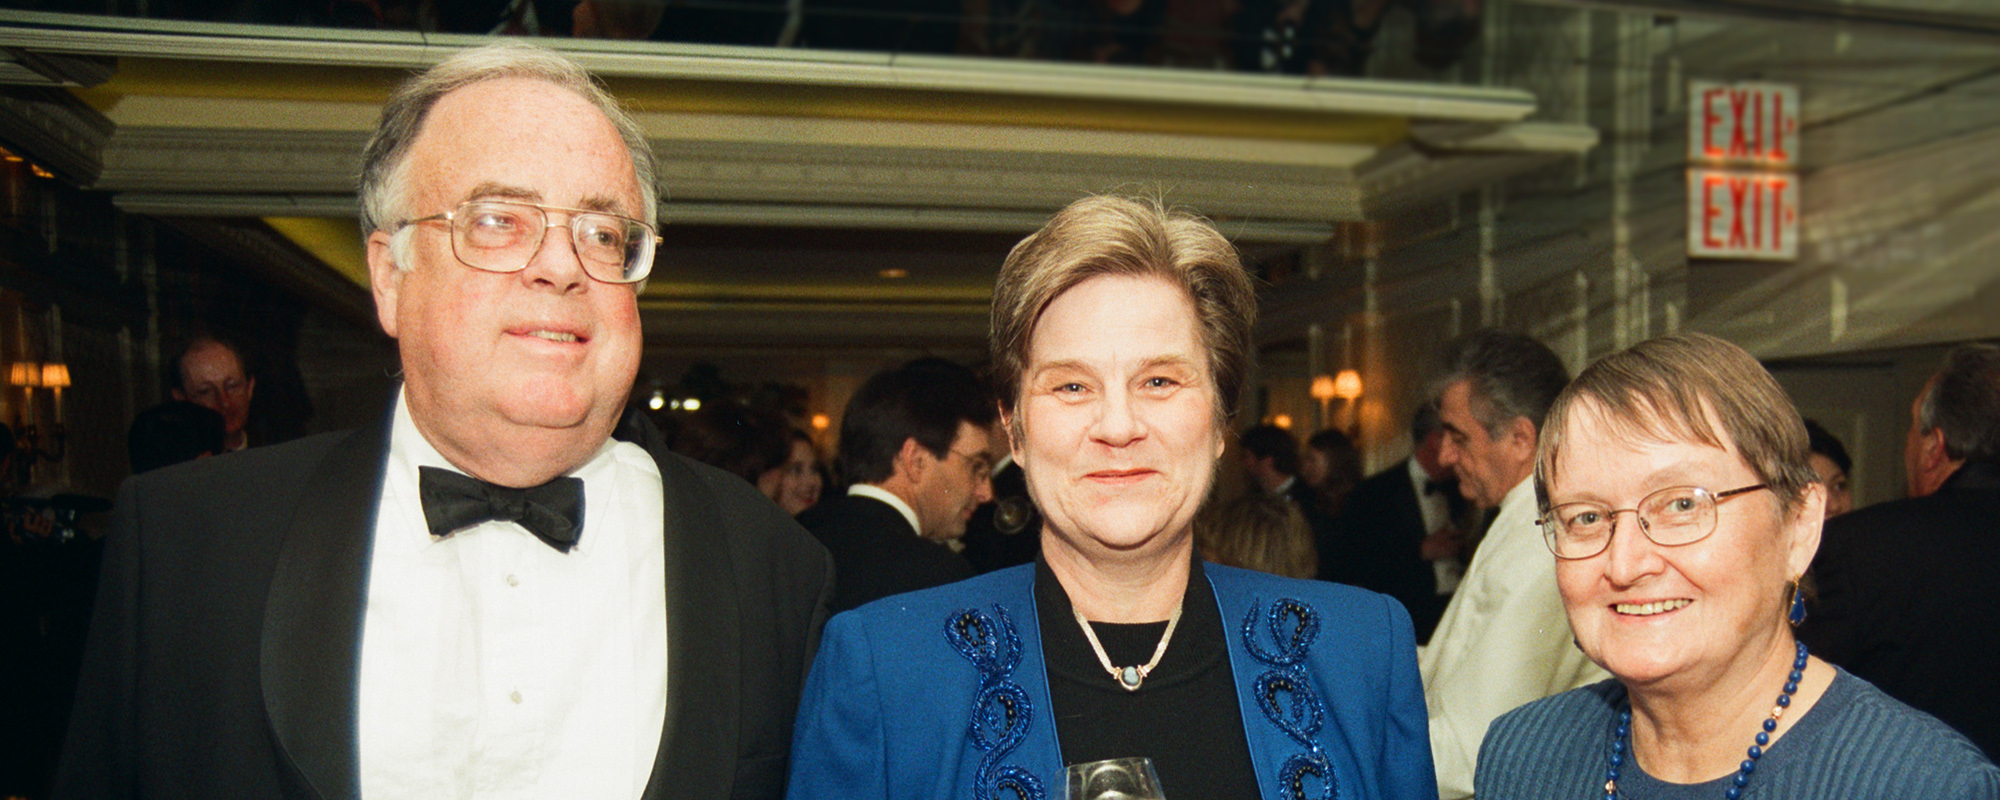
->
xmin=1788 ymin=579 xmax=1808 ymax=626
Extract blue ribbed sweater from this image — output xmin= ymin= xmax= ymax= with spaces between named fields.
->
xmin=1476 ymin=668 xmax=2000 ymax=799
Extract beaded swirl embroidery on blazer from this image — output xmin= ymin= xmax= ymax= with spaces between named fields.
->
xmin=1243 ymin=598 xmax=1339 ymax=800
xmin=946 ymin=605 xmax=1047 ymax=800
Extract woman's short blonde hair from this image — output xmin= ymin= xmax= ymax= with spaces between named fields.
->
xmin=1536 ymin=332 xmax=1818 ymax=515
xmin=1199 ymin=493 xmax=1318 ymax=580
xmin=988 ymin=195 xmax=1256 ymax=424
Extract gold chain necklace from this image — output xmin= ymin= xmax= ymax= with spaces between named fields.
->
xmin=1073 ymin=602 xmax=1184 ymax=692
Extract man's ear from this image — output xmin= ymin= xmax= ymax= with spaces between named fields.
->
xmin=1508 ymin=416 xmax=1539 ymax=455
xmin=170 ymin=387 xmax=187 ymax=402
xmin=367 ymin=229 xmax=403 ymax=338
xmin=893 ymin=437 xmax=933 ymax=484
xmin=243 ymin=375 xmax=256 ymax=401
xmin=1918 ymin=427 xmax=1950 ymax=473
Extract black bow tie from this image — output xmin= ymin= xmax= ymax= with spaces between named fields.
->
xmin=1424 ymin=479 xmax=1449 ymax=496
xmin=418 ymin=466 xmax=585 ymax=553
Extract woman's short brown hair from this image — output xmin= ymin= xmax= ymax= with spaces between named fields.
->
xmin=1536 ymin=332 xmax=1818 ymax=516
xmin=988 ymin=195 xmax=1256 ymax=423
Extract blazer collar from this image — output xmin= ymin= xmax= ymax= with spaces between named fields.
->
xmin=261 ymin=419 xmax=391 ymax=800
xmin=627 ymin=417 xmax=742 ymax=800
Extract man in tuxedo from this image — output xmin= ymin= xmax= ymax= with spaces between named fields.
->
xmin=1238 ymin=423 xmax=1337 ymax=555
xmin=56 ymin=42 xmax=832 ymax=800
xmin=1329 ymin=402 xmax=1472 ymax=643
xmin=800 ymin=358 xmax=996 ymax=612
xmin=1802 ymin=343 xmax=2000 ymax=760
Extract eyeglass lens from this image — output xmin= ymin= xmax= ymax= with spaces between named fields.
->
xmin=452 ymin=201 xmax=653 ymax=283
xmin=1544 ymin=486 xmax=1717 ymax=558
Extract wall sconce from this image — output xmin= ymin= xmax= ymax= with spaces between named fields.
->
xmin=9 ymin=360 xmax=68 ymax=467
xmin=1311 ymin=369 xmax=1365 ymax=439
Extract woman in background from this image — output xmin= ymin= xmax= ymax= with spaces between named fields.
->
xmin=1200 ymin=493 xmax=1318 ymax=579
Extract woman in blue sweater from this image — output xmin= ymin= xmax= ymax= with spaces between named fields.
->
xmin=1476 ymin=333 xmax=1998 ymax=799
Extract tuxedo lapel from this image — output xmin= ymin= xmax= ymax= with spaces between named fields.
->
xmin=639 ymin=448 xmax=742 ymax=800
xmin=260 ymin=421 xmax=391 ymax=800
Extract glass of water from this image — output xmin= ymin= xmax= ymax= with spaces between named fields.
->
xmin=1064 ymin=757 xmax=1166 ymax=800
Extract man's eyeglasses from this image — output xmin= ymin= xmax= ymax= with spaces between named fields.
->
xmin=1539 ymin=484 xmax=1769 ymax=560
xmin=395 ymin=200 xmax=660 ymax=284
xmin=950 ymin=449 xmax=995 ymax=484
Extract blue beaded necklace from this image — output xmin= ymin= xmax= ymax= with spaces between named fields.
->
xmin=1602 ymin=641 xmax=1810 ymax=800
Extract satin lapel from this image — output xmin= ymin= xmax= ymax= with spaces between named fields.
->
xmin=260 ymin=421 xmax=391 ymax=800
xmin=639 ymin=449 xmax=741 ymax=800
xmin=1008 ymin=574 xmax=1064 ymax=789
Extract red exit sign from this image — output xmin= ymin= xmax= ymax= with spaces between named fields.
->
xmin=1688 ymin=168 xmax=1797 ymax=260
xmin=1688 ymin=81 xmax=1799 ymax=167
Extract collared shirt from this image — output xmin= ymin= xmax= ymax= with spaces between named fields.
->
xmin=848 ymin=483 xmax=920 ymax=537
xmin=1417 ymin=476 xmax=1607 ymax=800
xmin=1407 ymin=458 xmax=1464 ymax=595
xmin=358 ymin=392 xmax=669 ymax=800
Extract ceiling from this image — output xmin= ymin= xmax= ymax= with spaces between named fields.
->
xmin=0 ymin=8 xmax=1595 ymax=357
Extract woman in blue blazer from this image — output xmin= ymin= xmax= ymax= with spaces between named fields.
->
xmin=787 ymin=195 xmax=1435 ymax=800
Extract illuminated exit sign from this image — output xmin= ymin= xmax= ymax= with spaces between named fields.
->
xmin=1689 ymin=81 xmax=1799 ymax=166
xmin=1687 ymin=80 xmax=1800 ymax=261
xmin=1688 ymin=169 xmax=1797 ymax=260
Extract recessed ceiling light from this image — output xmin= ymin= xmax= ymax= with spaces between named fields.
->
xmin=879 ymin=268 xmax=909 ymax=279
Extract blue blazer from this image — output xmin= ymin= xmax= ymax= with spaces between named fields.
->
xmin=786 ymin=563 xmax=1436 ymax=800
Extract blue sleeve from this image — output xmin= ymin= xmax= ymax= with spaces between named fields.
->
xmin=1379 ymin=594 xmax=1439 ymax=800
xmin=786 ymin=611 xmax=889 ymax=800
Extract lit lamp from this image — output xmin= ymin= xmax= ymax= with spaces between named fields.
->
xmin=1310 ymin=374 xmax=1337 ymax=431
xmin=1331 ymin=369 xmax=1364 ymax=439
xmin=41 ymin=362 xmax=69 ymax=423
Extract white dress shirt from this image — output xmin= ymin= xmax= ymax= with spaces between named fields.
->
xmin=358 ymin=393 xmax=669 ymax=800
xmin=847 ymin=482 xmax=920 ymax=535
xmin=1407 ymin=458 xmax=1463 ymax=595
xmin=1417 ymin=476 xmax=1608 ymax=800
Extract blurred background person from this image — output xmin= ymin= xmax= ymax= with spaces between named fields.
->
xmin=1803 ymin=343 xmax=2000 ymax=761
xmin=126 ymin=401 xmax=227 ymax=476
xmin=1331 ymin=402 xmax=1473 ymax=644
xmin=758 ymin=428 xmax=824 ymax=517
xmin=1239 ymin=423 xmax=1338 ymax=575
xmin=1198 ymin=492 xmax=1317 ymax=579
xmin=798 ymin=357 xmax=997 ymax=612
xmin=1481 ymin=332 xmax=1997 ymax=796
xmin=1803 ymin=417 xmax=1854 ymax=518
xmin=1300 ymin=427 xmax=1363 ymax=518
xmin=671 ymin=403 xmax=792 ymax=487
xmin=788 ymin=195 xmax=1433 ymax=800
xmin=167 ymin=335 xmax=256 ymax=452
xmin=1419 ymin=329 xmax=1602 ymax=800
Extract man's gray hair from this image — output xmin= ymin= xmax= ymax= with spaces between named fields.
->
xmin=1917 ymin=342 xmax=2000 ymax=461
xmin=1433 ymin=329 xmax=1570 ymax=437
xmin=357 ymin=40 xmax=659 ymax=247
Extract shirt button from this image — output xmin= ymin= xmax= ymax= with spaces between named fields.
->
xmin=506 ymin=574 xmax=520 ymax=587
xmin=510 ymin=690 xmax=523 ymax=704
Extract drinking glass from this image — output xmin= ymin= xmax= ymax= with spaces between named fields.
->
xmin=1064 ymin=756 xmax=1166 ymax=800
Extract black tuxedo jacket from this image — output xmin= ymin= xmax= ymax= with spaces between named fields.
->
xmin=53 ymin=410 xmax=834 ymax=800
xmin=797 ymin=493 xmax=973 ymax=613
xmin=1801 ymin=458 xmax=2000 ymax=761
xmin=1327 ymin=461 xmax=1460 ymax=643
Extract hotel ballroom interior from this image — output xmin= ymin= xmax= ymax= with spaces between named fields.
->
xmin=0 ymin=0 xmax=1996 ymax=796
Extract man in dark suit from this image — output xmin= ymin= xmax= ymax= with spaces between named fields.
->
xmin=1802 ymin=342 xmax=2000 ymax=760
xmin=1328 ymin=403 xmax=1472 ymax=643
xmin=55 ymin=42 xmax=832 ymax=800
xmin=800 ymin=358 xmax=996 ymax=612
xmin=1238 ymin=424 xmax=1338 ymax=568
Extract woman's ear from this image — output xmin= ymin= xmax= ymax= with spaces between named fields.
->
xmin=1784 ymin=480 xmax=1827 ymax=578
